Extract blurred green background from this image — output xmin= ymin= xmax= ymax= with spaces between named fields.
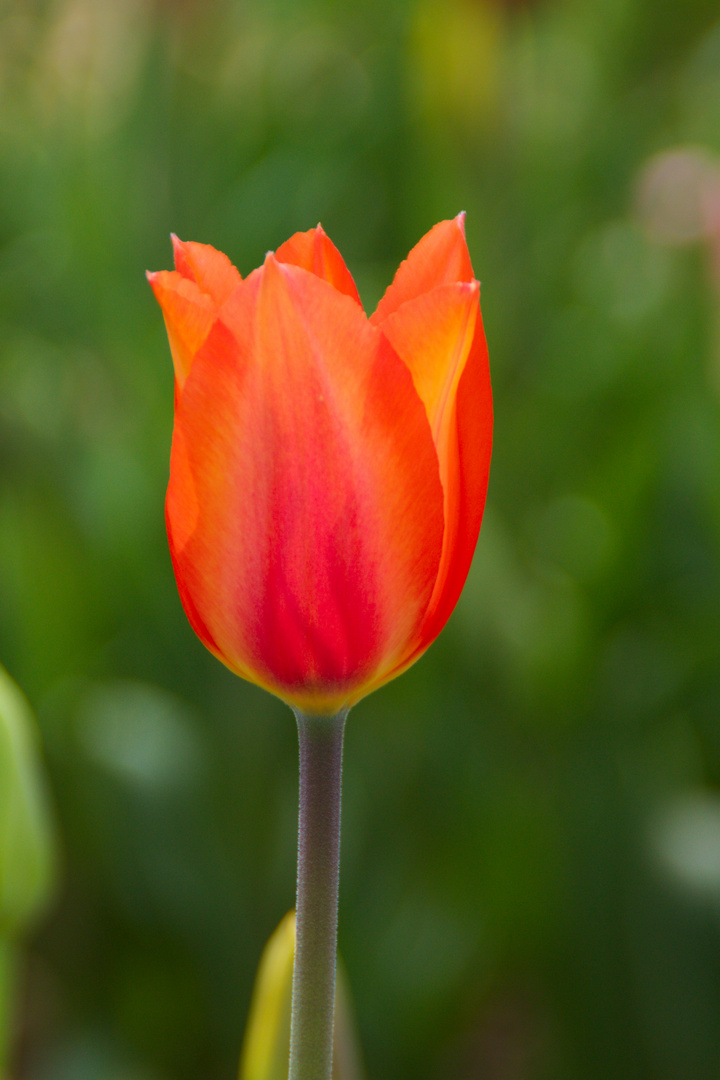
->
xmin=2 ymin=0 xmax=720 ymax=1077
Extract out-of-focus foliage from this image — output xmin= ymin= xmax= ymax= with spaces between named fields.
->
xmin=0 ymin=665 xmax=55 ymax=938
xmin=0 ymin=664 xmax=56 ymax=1072
xmin=240 ymin=913 xmax=295 ymax=1080
xmin=2 ymin=0 xmax=720 ymax=1078
xmin=239 ymin=912 xmax=363 ymax=1080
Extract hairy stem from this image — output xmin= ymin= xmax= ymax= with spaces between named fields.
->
xmin=289 ymin=709 xmax=347 ymax=1080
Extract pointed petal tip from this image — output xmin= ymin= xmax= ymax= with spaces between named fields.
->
xmin=171 ymin=234 xmax=190 ymax=275
xmin=261 ymin=250 xmax=285 ymax=284
xmin=170 ymin=234 xmax=187 ymax=265
xmin=371 ymin=215 xmax=476 ymax=323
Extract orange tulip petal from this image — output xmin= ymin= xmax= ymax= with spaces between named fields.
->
xmin=416 ymin=309 xmax=492 ymax=646
xmin=275 ymin=226 xmax=363 ymax=307
xmin=371 ymin=214 xmax=474 ymax=325
xmin=365 ymin=282 xmax=491 ymax=687
xmin=377 ymin=281 xmax=479 ymax=447
xmin=146 ymin=270 xmax=217 ymax=387
xmin=362 ymin=308 xmax=492 ymax=694
xmin=167 ymin=259 xmax=444 ymax=711
xmin=376 ymin=278 xmax=480 ymax=641
xmin=171 ymin=235 xmax=242 ymax=307
xmin=151 ymin=220 xmax=492 ymax=709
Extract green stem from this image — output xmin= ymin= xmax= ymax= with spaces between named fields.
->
xmin=289 ymin=709 xmax=347 ymax=1080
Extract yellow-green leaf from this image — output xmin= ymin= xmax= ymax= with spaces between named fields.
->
xmin=240 ymin=912 xmax=364 ymax=1080
xmin=0 ymin=665 xmax=56 ymax=938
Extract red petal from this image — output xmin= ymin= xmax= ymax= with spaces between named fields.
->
xmin=275 ymin=225 xmax=363 ymax=307
xmin=371 ymin=214 xmax=474 ymax=324
xmin=167 ymin=258 xmax=444 ymax=711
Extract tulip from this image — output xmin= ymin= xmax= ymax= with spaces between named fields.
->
xmin=148 ymin=215 xmax=492 ymax=714
xmin=149 ymin=217 xmax=492 ymax=1080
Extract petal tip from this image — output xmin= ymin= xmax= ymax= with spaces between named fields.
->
xmin=261 ymin=250 xmax=285 ymax=286
xmin=146 ymin=269 xmax=163 ymax=294
xmin=455 ymin=211 xmax=467 ymax=234
xmin=171 ymin=234 xmax=191 ymax=276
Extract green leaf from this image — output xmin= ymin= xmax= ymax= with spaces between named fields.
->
xmin=240 ymin=912 xmax=364 ymax=1080
xmin=0 ymin=665 xmax=56 ymax=938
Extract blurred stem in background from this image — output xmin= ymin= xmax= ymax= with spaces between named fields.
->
xmin=0 ymin=666 xmax=57 ymax=1075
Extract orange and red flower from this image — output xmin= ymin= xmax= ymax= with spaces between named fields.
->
xmin=148 ymin=217 xmax=492 ymax=713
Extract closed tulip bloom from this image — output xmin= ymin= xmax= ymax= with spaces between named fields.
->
xmin=148 ymin=216 xmax=492 ymax=714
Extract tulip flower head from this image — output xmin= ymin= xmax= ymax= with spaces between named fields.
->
xmin=148 ymin=216 xmax=492 ymax=714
